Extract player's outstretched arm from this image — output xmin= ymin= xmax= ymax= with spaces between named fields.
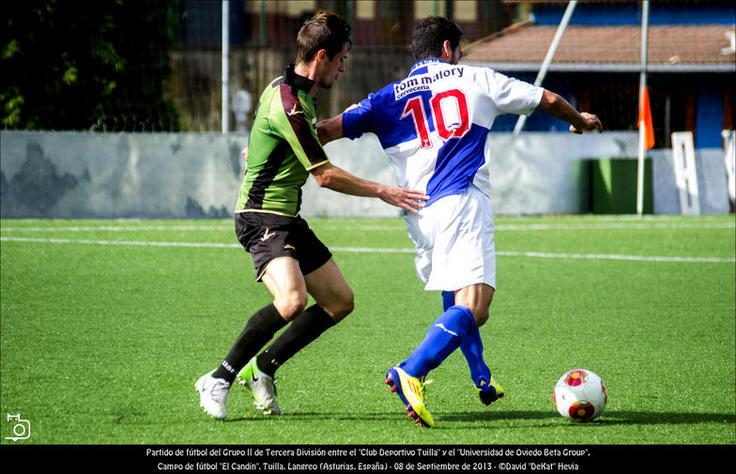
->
xmin=310 ymin=162 xmax=428 ymax=212
xmin=316 ymin=115 xmax=344 ymax=145
xmin=538 ymin=90 xmax=603 ymax=134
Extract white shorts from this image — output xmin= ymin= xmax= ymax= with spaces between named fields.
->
xmin=403 ymin=184 xmax=496 ymax=292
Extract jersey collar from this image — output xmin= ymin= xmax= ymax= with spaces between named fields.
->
xmin=283 ymin=65 xmax=315 ymax=93
xmin=409 ymin=57 xmax=447 ymax=76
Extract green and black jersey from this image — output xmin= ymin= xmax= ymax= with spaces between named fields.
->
xmin=235 ymin=66 xmax=329 ymax=217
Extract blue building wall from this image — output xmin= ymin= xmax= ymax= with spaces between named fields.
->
xmin=696 ymin=86 xmax=725 ymax=148
xmin=533 ymin=2 xmax=736 ymax=26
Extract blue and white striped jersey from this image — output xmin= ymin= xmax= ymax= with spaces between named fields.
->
xmin=342 ymin=58 xmax=543 ymax=206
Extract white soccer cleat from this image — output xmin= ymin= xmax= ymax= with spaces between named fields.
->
xmin=239 ymin=358 xmax=282 ymax=415
xmin=195 ymin=371 xmax=231 ymax=420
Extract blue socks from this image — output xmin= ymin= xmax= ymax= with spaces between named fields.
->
xmin=443 ymin=291 xmax=492 ymax=389
xmin=399 ymin=292 xmax=493 ymax=388
xmin=441 ymin=291 xmax=456 ymax=313
xmin=399 ymin=305 xmax=475 ymax=380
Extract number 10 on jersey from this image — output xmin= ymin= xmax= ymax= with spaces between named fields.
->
xmin=400 ymin=89 xmax=470 ymax=149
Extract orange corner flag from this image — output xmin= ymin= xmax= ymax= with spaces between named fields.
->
xmin=639 ymin=86 xmax=655 ymax=149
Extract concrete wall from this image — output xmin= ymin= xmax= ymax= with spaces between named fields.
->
xmin=287 ymin=132 xmax=642 ymax=217
xmin=1 ymin=132 xmax=247 ymax=218
xmin=1 ymin=131 xmax=731 ymax=218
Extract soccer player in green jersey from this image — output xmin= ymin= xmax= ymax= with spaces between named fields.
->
xmin=196 ymin=11 xmax=428 ymax=419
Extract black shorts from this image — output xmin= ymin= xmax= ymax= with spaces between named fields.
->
xmin=235 ymin=212 xmax=332 ymax=281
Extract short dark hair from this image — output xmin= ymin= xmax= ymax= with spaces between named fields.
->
xmin=411 ymin=16 xmax=463 ymax=61
xmin=295 ymin=11 xmax=352 ymax=64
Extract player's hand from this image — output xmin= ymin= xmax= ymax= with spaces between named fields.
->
xmin=241 ymin=147 xmax=249 ymax=161
xmin=569 ymin=112 xmax=602 ymax=134
xmin=380 ymin=186 xmax=429 ymax=213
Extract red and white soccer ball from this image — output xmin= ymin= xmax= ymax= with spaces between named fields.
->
xmin=553 ymin=369 xmax=608 ymax=422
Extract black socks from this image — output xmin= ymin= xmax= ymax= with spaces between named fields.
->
xmin=256 ymin=304 xmax=336 ymax=378
xmin=212 ymin=303 xmax=287 ymax=383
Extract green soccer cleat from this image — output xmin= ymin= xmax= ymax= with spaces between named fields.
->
xmin=238 ymin=358 xmax=282 ymax=415
xmin=478 ymin=376 xmax=505 ymax=406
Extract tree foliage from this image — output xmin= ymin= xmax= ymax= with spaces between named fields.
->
xmin=2 ymin=0 xmax=180 ymax=131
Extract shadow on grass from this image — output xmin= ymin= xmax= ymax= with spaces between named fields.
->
xmin=591 ymin=411 xmax=736 ymax=426
xmin=224 ymin=410 xmax=736 ymax=427
xmin=441 ymin=410 xmax=736 ymax=426
xmin=224 ymin=412 xmax=401 ymax=423
xmin=440 ymin=410 xmax=558 ymax=423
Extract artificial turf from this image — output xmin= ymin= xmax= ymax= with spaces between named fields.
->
xmin=1 ymin=215 xmax=734 ymax=444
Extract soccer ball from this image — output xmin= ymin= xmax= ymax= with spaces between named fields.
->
xmin=553 ymin=369 xmax=608 ymax=422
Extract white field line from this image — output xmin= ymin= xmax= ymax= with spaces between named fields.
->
xmin=0 ymin=237 xmax=239 ymax=248
xmin=324 ymin=222 xmax=736 ymax=231
xmin=497 ymin=222 xmax=735 ymax=231
xmin=1 ymin=236 xmax=734 ymax=264
xmin=1 ymin=222 xmax=733 ymax=233
xmin=496 ymin=250 xmax=735 ymax=263
xmin=0 ymin=225 xmax=230 ymax=232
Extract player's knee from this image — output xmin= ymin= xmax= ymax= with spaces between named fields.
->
xmin=275 ymin=292 xmax=308 ymax=320
xmin=475 ymin=310 xmax=489 ymax=327
xmin=340 ymin=291 xmax=355 ymax=317
xmin=329 ymin=288 xmax=355 ymax=321
xmin=319 ymin=287 xmax=354 ymax=322
xmin=469 ymin=304 xmax=490 ymax=327
xmin=473 ymin=295 xmax=493 ymax=327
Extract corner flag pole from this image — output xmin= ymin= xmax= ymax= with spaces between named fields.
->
xmin=514 ymin=0 xmax=577 ymax=135
xmin=636 ymin=1 xmax=651 ymax=215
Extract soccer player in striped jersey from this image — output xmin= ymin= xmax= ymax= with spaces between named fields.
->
xmin=318 ymin=17 xmax=602 ymax=427
xmin=196 ymin=11 xmax=428 ymax=420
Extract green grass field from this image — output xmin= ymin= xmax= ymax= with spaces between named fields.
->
xmin=1 ymin=215 xmax=734 ymax=445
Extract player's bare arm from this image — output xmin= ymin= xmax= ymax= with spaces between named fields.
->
xmin=538 ymin=89 xmax=603 ymax=134
xmin=310 ymin=162 xmax=428 ymax=213
xmin=316 ymin=115 xmax=344 ymax=145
